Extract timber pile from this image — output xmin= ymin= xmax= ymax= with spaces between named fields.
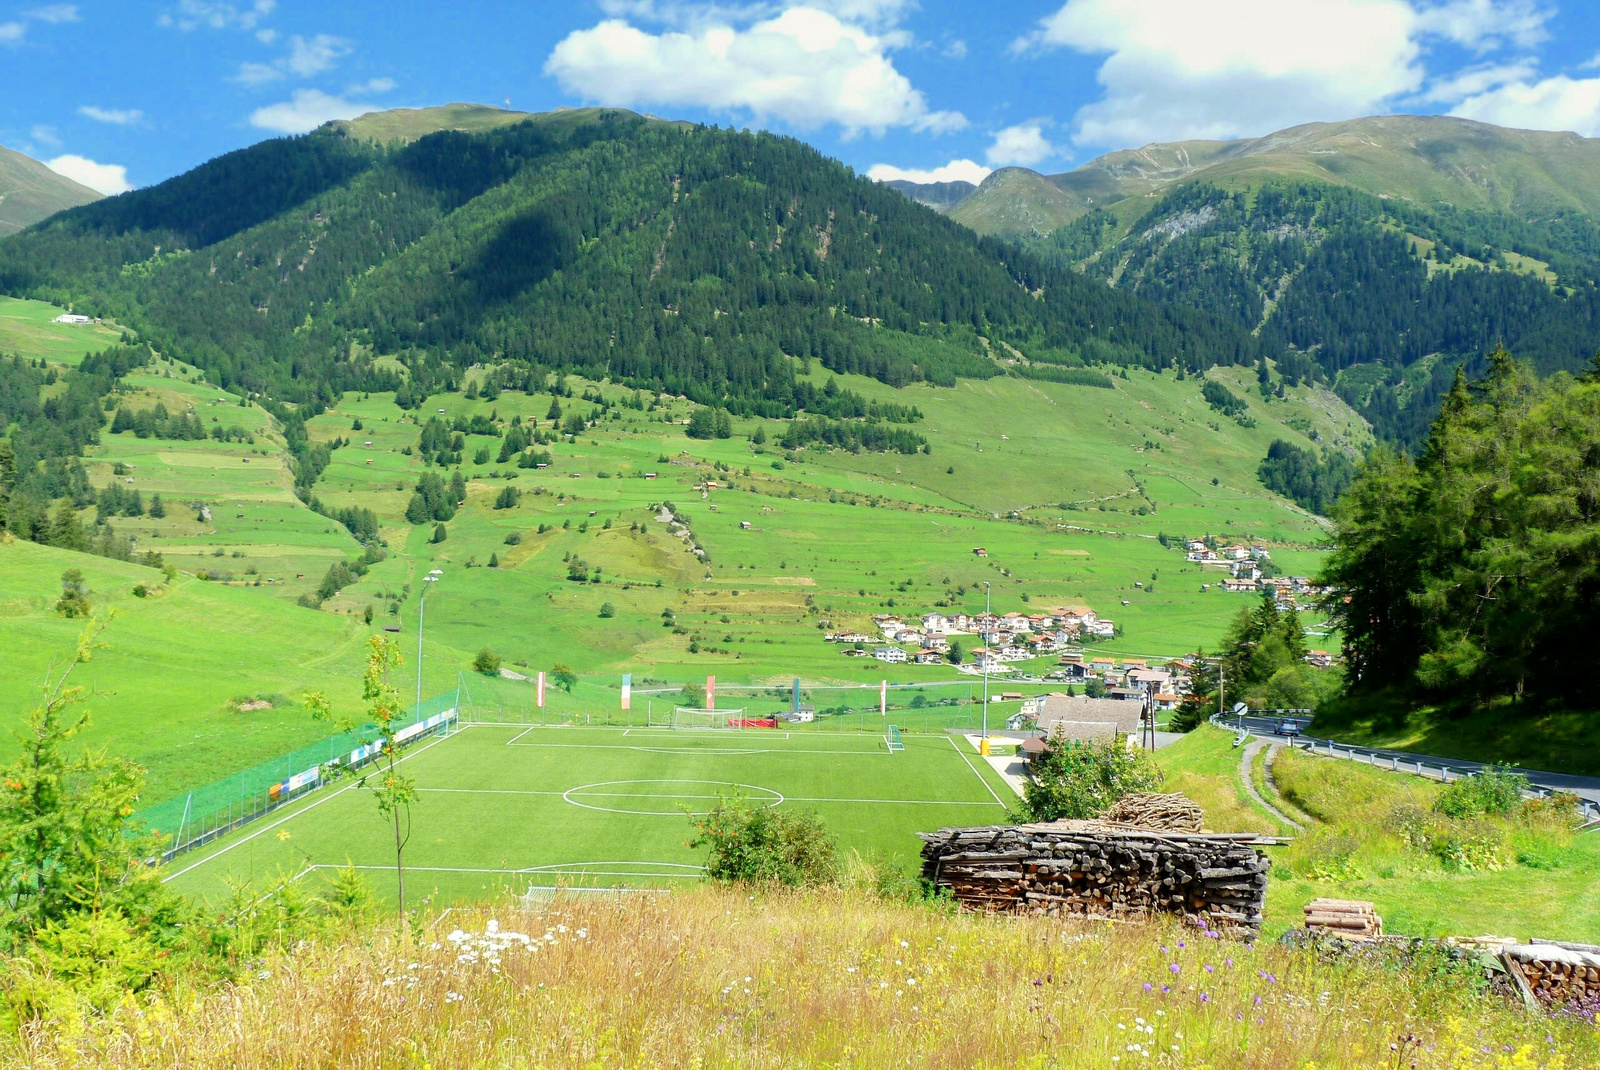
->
xmin=1303 ymin=898 xmax=1382 ymax=939
xmin=919 ymin=822 xmax=1269 ymax=930
xmin=1104 ymin=793 xmax=1205 ymax=832
xmin=1504 ymin=942 xmax=1600 ymax=1008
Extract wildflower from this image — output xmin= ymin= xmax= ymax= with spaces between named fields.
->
xmin=1200 ymin=993 xmax=1210 ymax=1003
xmin=1169 ymin=963 xmax=1181 ymax=975
xmin=1161 ymin=986 xmax=1170 ymax=994
xmin=1142 ymin=982 xmax=1152 ymax=992
xmin=1204 ymin=965 xmax=1214 ymax=973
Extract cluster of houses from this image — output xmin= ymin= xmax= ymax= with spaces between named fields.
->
xmin=825 ymin=609 xmax=1117 ymax=670
xmin=1182 ymin=539 xmax=1326 ymax=605
xmin=1037 ymin=654 xmax=1191 ymax=710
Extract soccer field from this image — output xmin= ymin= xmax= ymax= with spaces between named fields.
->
xmin=162 ymin=723 xmax=1017 ymax=905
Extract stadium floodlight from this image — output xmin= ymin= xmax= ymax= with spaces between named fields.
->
xmin=981 ymin=581 xmax=991 ymax=742
xmin=418 ymin=572 xmax=441 ymax=714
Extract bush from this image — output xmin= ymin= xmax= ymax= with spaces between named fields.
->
xmin=1435 ymin=767 xmax=1528 ymax=818
xmin=472 ymin=648 xmax=503 ymax=675
xmin=598 ymin=602 xmax=615 ymax=618
xmin=1016 ymin=737 xmax=1162 ymax=822
xmin=689 ymin=794 xmax=837 ymax=886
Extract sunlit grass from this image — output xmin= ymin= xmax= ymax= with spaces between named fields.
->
xmin=11 ymin=885 xmax=1591 ymax=1069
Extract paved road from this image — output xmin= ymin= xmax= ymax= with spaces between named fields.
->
xmin=1218 ymin=715 xmax=1600 ymax=820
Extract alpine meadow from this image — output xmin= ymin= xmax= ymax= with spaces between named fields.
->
xmin=1 ymin=19 xmax=1600 ymax=1064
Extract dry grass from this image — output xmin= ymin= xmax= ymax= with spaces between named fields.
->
xmin=9 ymin=886 xmax=1592 ymax=1069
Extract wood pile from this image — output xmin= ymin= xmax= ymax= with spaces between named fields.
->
xmin=1303 ymin=898 xmax=1383 ymax=940
xmin=1103 ymin=793 xmax=1205 ymax=832
xmin=1503 ymin=941 xmax=1600 ymax=1008
xmin=919 ymin=822 xmax=1269 ymax=931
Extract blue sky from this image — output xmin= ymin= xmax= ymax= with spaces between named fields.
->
xmin=4 ymin=0 xmax=1600 ymax=195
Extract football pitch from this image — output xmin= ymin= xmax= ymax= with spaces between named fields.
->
xmin=162 ymin=723 xmax=1018 ymax=905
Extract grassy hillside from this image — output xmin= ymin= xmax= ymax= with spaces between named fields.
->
xmin=947 ymin=166 xmax=1086 ymax=236
xmin=0 ymin=539 xmax=371 ymax=802
xmin=0 ymin=295 xmax=122 ymax=363
xmin=0 ymin=144 xmax=101 ymax=235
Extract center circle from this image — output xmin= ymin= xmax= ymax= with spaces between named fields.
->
xmin=562 ymin=779 xmax=785 ymax=817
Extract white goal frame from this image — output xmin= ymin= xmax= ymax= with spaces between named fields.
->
xmin=654 ymin=706 xmax=749 ymax=729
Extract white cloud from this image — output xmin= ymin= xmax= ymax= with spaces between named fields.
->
xmin=78 ymin=105 xmax=145 ymax=125
xmin=30 ymin=124 xmax=62 ymax=148
xmin=1450 ymin=74 xmax=1600 ymax=136
xmin=286 ymin=33 xmax=350 ymax=77
xmin=232 ymin=33 xmax=351 ymax=85
xmin=255 ymin=27 xmax=276 ymax=43
xmin=159 ymin=0 xmax=275 ymax=31
xmin=0 ymin=21 xmax=25 ymax=43
xmin=545 ymin=8 xmax=964 ymax=137
xmin=1413 ymin=0 xmax=1550 ymax=52
xmin=46 ymin=154 xmax=132 ymax=195
xmin=232 ymin=60 xmax=281 ymax=85
xmin=1419 ymin=59 xmax=1537 ymax=102
xmin=26 ymin=4 xmax=79 ymax=23
xmin=866 ymin=158 xmax=991 ymax=184
xmin=1013 ymin=0 xmax=1557 ymax=148
xmin=249 ymin=88 xmax=369 ymax=134
xmin=987 ymin=122 xmax=1056 ymax=167
xmin=348 ymin=77 xmax=397 ymax=95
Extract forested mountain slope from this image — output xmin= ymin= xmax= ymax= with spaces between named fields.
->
xmin=887 ymin=116 xmax=1600 ymax=450
xmin=0 ymin=109 xmax=1270 ymax=415
xmin=0 ymin=145 xmax=101 ymax=235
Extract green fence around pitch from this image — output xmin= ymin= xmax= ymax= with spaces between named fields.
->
xmin=457 ymin=672 xmax=1052 ymax=734
xmin=136 ymin=690 xmax=459 ymax=860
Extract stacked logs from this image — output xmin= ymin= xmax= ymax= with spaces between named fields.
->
xmin=1503 ymin=942 xmax=1600 ymax=1008
xmin=1303 ymin=898 xmax=1383 ymax=940
xmin=1104 ymin=793 xmax=1205 ymax=833
xmin=919 ymin=822 xmax=1270 ymax=930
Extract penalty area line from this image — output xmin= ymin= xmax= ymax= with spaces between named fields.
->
xmin=947 ymin=735 xmax=1008 ymax=808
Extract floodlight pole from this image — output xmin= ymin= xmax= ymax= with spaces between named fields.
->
xmin=417 ymin=571 xmax=441 ymax=714
xmin=981 ymin=581 xmax=991 ymax=740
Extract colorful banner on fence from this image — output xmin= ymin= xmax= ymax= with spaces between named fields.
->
xmin=880 ymin=679 xmax=887 ymax=716
xmin=706 ymin=675 xmax=715 ymax=711
xmin=621 ymin=673 xmax=631 ymax=710
xmin=536 ymin=671 xmax=545 ymax=708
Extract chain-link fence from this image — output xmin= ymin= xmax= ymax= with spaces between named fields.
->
xmin=136 ymin=690 xmax=459 ymax=860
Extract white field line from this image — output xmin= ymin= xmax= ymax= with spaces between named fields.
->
xmin=309 ymin=863 xmax=705 ymax=879
xmin=416 ymin=787 xmax=1000 ymax=806
xmin=947 ymin=735 xmax=1008 ymax=808
xmin=503 ymin=741 xmax=883 ymax=756
xmin=505 ymin=725 xmax=542 ymax=745
xmin=162 ymin=730 xmax=457 ymax=883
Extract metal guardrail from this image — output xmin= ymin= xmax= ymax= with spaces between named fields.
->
xmin=1210 ymin=714 xmax=1600 ymax=823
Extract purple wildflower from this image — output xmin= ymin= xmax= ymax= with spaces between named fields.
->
xmin=1170 ymin=963 xmax=1181 ymax=975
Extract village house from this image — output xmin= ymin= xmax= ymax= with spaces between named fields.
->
xmin=913 ymin=650 xmax=943 ymax=665
xmin=1222 ymin=576 xmax=1258 ymax=593
xmin=1032 ymin=694 xmax=1145 ymax=743
xmin=921 ymin=612 xmax=951 ymax=634
xmin=1223 ymin=544 xmax=1251 ymax=561
xmin=1084 ymin=619 xmax=1116 ymax=638
xmin=1305 ymin=650 xmax=1334 ymax=669
xmin=1186 ymin=540 xmax=1208 ymax=553
xmin=920 ymin=634 xmax=950 ymax=653
xmin=873 ymin=646 xmax=908 ymax=664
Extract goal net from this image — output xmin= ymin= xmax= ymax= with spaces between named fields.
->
xmin=885 ymin=725 xmax=905 ymax=752
xmin=661 ymin=706 xmax=748 ymax=729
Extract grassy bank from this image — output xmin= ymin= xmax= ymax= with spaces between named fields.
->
xmin=9 ymin=886 xmax=1591 ymax=1069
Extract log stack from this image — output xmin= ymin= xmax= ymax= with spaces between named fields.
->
xmin=919 ymin=822 xmax=1269 ymax=931
xmin=1503 ymin=942 xmax=1600 ymax=1008
xmin=1103 ymin=792 xmax=1205 ymax=833
xmin=1302 ymin=898 xmax=1383 ymax=940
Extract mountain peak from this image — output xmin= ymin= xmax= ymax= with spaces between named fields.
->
xmin=0 ymin=144 xmax=102 ymax=235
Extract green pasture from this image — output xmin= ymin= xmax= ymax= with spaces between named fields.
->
xmin=161 ymin=722 xmax=1016 ymax=905
xmin=1154 ymin=727 xmax=1600 ymax=943
xmin=0 ymin=295 xmax=121 ymax=364
xmin=0 ymin=540 xmax=373 ymax=802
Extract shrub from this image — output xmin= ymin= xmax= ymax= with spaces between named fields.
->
xmin=1435 ymin=767 xmax=1527 ymax=818
xmin=472 ymin=648 xmax=503 ymax=675
xmin=598 ymin=602 xmax=615 ymax=618
xmin=689 ymin=795 xmax=837 ymax=887
xmin=55 ymin=569 xmax=91 ymax=618
xmin=1016 ymin=737 xmax=1162 ymax=822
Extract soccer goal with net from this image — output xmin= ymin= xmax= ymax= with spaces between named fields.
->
xmin=653 ymin=707 xmax=750 ymax=729
xmin=885 ymin=725 xmax=905 ymax=752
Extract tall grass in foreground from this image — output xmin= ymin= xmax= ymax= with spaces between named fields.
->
xmin=11 ymin=886 xmax=1592 ymax=1069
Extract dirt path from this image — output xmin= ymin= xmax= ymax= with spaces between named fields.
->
xmin=1241 ymin=739 xmax=1302 ymax=831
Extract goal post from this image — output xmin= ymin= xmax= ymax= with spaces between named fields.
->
xmin=885 ymin=724 xmax=905 ymax=752
xmin=670 ymin=706 xmax=747 ymax=730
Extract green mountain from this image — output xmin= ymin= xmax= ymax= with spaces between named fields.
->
xmin=0 ymin=107 xmax=1270 ymax=412
xmin=882 ymin=178 xmax=975 ymax=212
xmin=0 ymin=144 xmax=101 ymax=235
xmin=885 ymin=115 xmax=1600 ymax=448
xmin=935 ymin=115 xmax=1600 ymax=236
